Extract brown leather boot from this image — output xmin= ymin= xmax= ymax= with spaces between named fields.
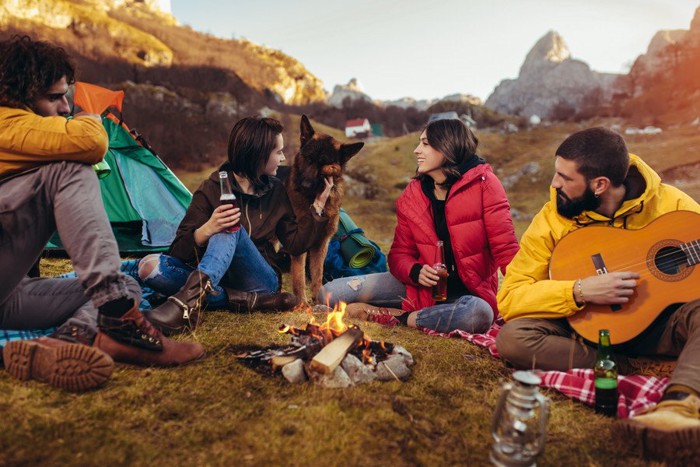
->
xmin=616 ymin=392 xmax=700 ymax=463
xmin=94 ymin=305 xmax=206 ymax=367
xmin=224 ymin=288 xmax=298 ymax=313
xmin=144 ymin=270 xmax=212 ymax=335
xmin=3 ymin=337 xmax=114 ymax=392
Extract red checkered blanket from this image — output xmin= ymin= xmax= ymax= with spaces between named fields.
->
xmin=422 ymin=318 xmax=668 ymax=418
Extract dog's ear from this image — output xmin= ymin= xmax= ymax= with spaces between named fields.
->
xmin=340 ymin=142 xmax=364 ymax=165
xmin=300 ymin=115 xmax=315 ymax=146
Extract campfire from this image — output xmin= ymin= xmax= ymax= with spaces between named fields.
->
xmin=234 ymin=303 xmax=414 ymax=387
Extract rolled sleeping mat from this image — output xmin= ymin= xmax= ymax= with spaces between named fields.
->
xmin=336 ymin=209 xmax=377 ymax=268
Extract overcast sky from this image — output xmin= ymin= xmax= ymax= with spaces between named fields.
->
xmin=170 ymin=0 xmax=698 ymax=102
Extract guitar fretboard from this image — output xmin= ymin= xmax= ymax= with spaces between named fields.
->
xmin=680 ymin=240 xmax=700 ymax=266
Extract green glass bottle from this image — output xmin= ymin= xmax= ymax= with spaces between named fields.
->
xmin=594 ymin=329 xmax=618 ymax=417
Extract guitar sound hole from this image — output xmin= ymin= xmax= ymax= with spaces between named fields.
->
xmin=655 ymin=246 xmax=688 ymax=275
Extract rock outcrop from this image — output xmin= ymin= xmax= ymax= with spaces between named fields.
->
xmin=0 ymin=0 xmax=326 ymax=105
xmin=328 ymin=78 xmax=371 ymax=108
xmin=0 ymin=0 xmax=174 ymax=66
xmin=485 ymin=31 xmax=618 ymax=119
xmin=625 ymin=7 xmax=700 ymax=97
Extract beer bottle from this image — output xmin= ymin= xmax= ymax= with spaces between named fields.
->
xmin=219 ymin=171 xmax=240 ymax=233
xmin=432 ymin=240 xmax=448 ymax=301
xmin=594 ymin=329 xmax=618 ymax=417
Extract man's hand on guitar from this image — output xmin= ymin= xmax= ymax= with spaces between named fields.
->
xmin=578 ymin=272 xmax=641 ymax=306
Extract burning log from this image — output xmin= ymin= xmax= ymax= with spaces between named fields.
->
xmin=308 ymin=327 xmax=364 ymax=374
xmin=270 ymin=343 xmax=320 ymax=369
xmin=235 ymin=302 xmax=414 ymax=386
xmin=363 ymin=339 xmax=395 ymax=356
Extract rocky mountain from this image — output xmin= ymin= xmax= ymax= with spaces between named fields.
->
xmin=485 ymin=31 xmax=618 ymax=120
xmin=329 ymin=79 xmax=483 ymax=113
xmin=618 ymin=7 xmax=700 ymax=124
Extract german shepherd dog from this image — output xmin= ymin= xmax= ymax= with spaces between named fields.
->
xmin=287 ymin=115 xmax=364 ymax=302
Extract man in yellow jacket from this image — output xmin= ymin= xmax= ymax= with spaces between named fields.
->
xmin=0 ymin=36 xmax=205 ymax=391
xmin=496 ymin=127 xmax=700 ymax=462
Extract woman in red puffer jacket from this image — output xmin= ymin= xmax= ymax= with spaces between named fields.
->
xmin=322 ymin=118 xmax=518 ymax=334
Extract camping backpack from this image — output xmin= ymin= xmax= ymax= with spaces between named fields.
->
xmin=322 ymin=208 xmax=388 ymax=283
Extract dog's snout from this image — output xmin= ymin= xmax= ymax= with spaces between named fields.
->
xmin=321 ymin=164 xmax=341 ymax=176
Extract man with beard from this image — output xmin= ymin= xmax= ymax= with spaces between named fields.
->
xmin=496 ymin=127 xmax=700 ymax=461
xmin=0 ymin=36 xmax=205 ymax=392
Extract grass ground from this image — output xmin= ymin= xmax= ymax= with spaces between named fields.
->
xmin=2 ymin=119 xmax=690 ymax=466
xmin=0 ymin=290 xmax=653 ymax=466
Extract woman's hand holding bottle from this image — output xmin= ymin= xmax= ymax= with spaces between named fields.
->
xmin=194 ymin=204 xmax=241 ymax=245
xmin=417 ymin=264 xmax=448 ymax=287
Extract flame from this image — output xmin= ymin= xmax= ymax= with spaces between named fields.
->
xmin=277 ymin=300 xmax=390 ymax=366
xmin=324 ymin=302 xmax=348 ymax=334
xmin=308 ymin=301 xmax=349 ymax=335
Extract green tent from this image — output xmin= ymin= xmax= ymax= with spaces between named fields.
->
xmin=47 ymin=83 xmax=192 ymax=254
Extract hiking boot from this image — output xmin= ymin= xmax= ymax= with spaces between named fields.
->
xmin=224 ymin=288 xmax=298 ymax=313
xmin=2 ymin=337 xmax=114 ymax=392
xmin=95 ymin=305 xmax=206 ymax=367
xmin=51 ymin=323 xmax=94 ymax=346
xmin=144 ymin=270 xmax=211 ymax=335
xmin=344 ymin=302 xmax=403 ymax=326
xmin=616 ymin=392 xmax=700 ymax=463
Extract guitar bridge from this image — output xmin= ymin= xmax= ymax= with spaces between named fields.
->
xmin=591 ymin=253 xmax=622 ymax=312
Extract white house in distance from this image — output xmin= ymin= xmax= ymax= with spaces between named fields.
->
xmin=345 ymin=118 xmax=371 ymax=138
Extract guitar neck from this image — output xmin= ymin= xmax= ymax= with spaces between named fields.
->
xmin=680 ymin=240 xmax=700 ymax=266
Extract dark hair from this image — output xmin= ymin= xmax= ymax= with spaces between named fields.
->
xmin=227 ymin=116 xmax=284 ymax=189
xmin=417 ymin=118 xmax=479 ymax=187
xmin=555 ymin=127 xmax=629 ymax=186
xmin=0 ymin=35 xmax=76 ymax=111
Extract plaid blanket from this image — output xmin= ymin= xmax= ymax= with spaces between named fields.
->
xmin=422 ymin=318 xmax=668 ymax=418
xmin=0 ymin=328 xmax=55 ymax=349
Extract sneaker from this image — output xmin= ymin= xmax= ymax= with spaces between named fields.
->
xmin=95 ymin=306 xmax=206 ymax=367
xmin=3 ymin=337 xmax=114 ymax=392
xmin=616 ymin=392 xmax=700 ymax=463
xmin=344 ymin=303 xmax=403 ymax=327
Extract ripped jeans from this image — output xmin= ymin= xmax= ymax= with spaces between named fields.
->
xmin=142 ymin=228 xmax=278 ymax=308
xmin=319 ymin=272 xmax=493 ymax=334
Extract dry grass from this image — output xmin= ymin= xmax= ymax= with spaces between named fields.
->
xmin=0 ymin=289 xmax=653 ymax=466
xmin=3 ymin=119 xmax=691 ymax=465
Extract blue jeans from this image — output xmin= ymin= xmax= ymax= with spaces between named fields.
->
xmin=415 ymin=295 xmax=493 ymax=334
xmin=318 ymin=272 xmax=406 ymax=307
xmin=143 ymin=228 xmax=278 ymax=308
xmin=320 ymin=272 xmax=493 ymax=333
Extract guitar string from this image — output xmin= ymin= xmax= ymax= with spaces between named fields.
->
xmin=560 ymin=240 xmax=700 ymax=275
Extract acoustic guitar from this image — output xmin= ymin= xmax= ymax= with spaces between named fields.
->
xmin=549 ymin=210 xmax=700 ymax=344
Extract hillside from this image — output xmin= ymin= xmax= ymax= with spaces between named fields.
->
xmin=0 ymin=0 xmax=328 ymax=171
xmin=0 ymin=0 xmax=326 ymax=105
xmin=335 ymin=120 xmax=700 ymax=249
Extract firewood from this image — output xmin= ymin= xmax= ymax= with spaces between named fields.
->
xmin=308 ymin=327 xmax=364 ymax=374
xmin=270 ymin=342 xmax=322 ymax=370
xmin=271 ymin=355 xmax=300 ymax=369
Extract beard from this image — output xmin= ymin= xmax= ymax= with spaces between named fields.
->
xmin=556 ymin=186 xmax=601 ymax=219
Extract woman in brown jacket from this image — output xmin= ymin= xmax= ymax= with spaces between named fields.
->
xmin=139 ymin=116 xmax=332 ymax=334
